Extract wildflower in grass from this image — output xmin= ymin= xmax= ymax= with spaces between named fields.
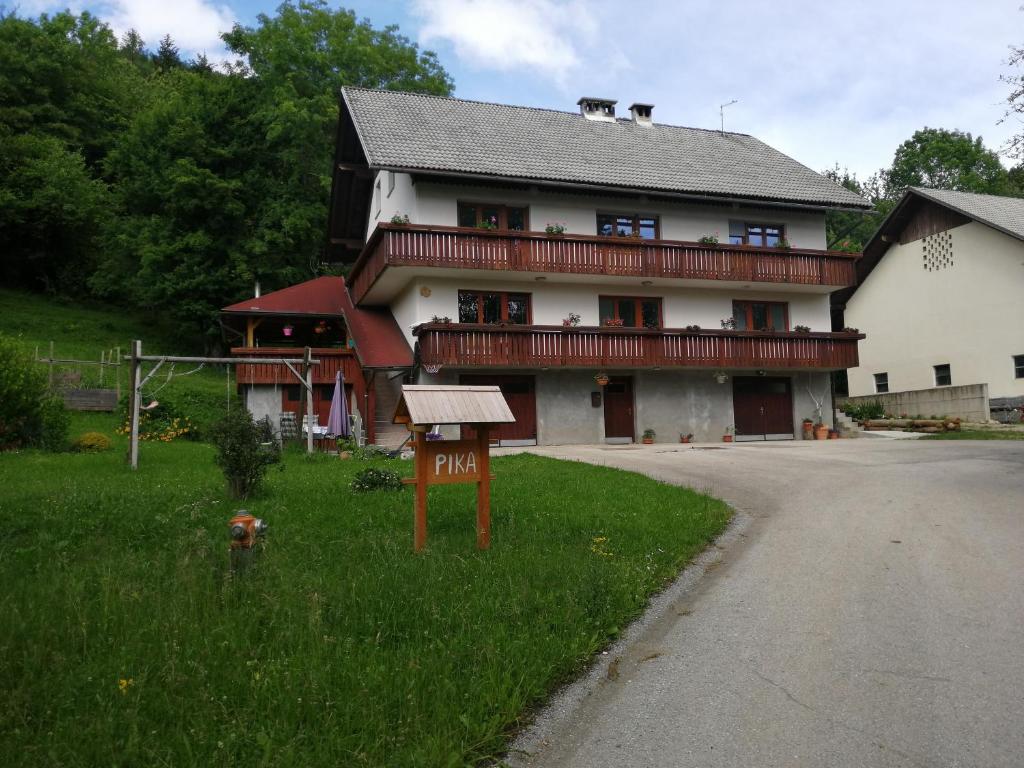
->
xmin=590 ymin=536 xmax=613 ymax=557
xmin=118 ymin=677 xmax=134 ymax=695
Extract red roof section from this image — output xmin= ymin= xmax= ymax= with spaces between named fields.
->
xmin=222 ymin=276 xmax=348 ymax=316
xmin=222 ymin=276 xmax=413 ymax=369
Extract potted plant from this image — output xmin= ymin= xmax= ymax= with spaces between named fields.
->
xmin=720 ymin=317 xmax=737 ymax=330
xmin=679 ymin=432 xmax=694 ymax=444
xmin=477 ymin=216 xmax=498 ymax=231
xmin=793 ymin=324 xmax=811 ymax=333
xmin=685 ymin=324 xmax=702 ymax=331
xmin=722 ymin=425 xmax=734 ymax=443
xmin=814 ymin=422 xmax=830 ymax=440
xmin=545 ymin=222 xmax=567 ymax=235
xmin=389 ymin=213 xmax=411 ymax=225
xmin=562 ymin=312 xmax=581 ymax=328
xmin=801 ymin=418 xmax=814 ymax=440
xmin=697 ymin=233 xmax=719 ymax=245
xmin=642 ymin=428 xmax=656 ymax=444
xmin=774 ymin=237 xmax=792 ymax=250
xmin=603 ymin=317 xmax=625 ymax=327
xmin=594 ymin=372 xmax=610 ymax=387
xmin=828 ymin=429 xmax=839 ymax=440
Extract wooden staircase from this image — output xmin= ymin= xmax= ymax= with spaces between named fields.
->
xmin=372 ymin=372 xmax=409 ymax=448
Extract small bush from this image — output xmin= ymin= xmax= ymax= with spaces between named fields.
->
xmin=0 ymin=333 xmax=69 ymax=451
xmin=210 ymin=407 xmax=274 ymax=499
xmin=351 ymin=467 xmax=404 ymax=493
xmin=117 ymin=393 xmax=195 ymax=442
xmin=842 ymin=400 xmax=886 ymax=422
xmin=71 ymin=431 xmax=112 ymax=453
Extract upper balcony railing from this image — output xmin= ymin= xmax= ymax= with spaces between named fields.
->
xmin=348 ymin=223 xmax=861 ymax=303
xmin=231 ymin=346 xmax=360 ymax=386
xmin=414 ymin=324 xmax=864 ymax=371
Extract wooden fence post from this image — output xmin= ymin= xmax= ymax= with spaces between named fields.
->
xmin=115 ymin=346 xmax=121 ymax=402
xmin=48 ymin=341 xmax=54 ymax=390
xmin=99 ymin=350 xmax=105 ymax=387
xmin=129 ymin=340 xmax=142 ymax=470
xmin=304 ymin=346 xmax=314 ymax=455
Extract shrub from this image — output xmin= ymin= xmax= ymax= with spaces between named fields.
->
xmin=71 ymin=431 xmax=112 ymax=453
xmin=210 ymin=407 xmax=274 ymax=499
xmin=116 ymin=393 xmax=195 ymax=442
xmin=842 ymin=400 xmax=886 ymax=422
xmin=0 ymin=333 xmax=69 ymax=451
xmin=351 ymin=467 xmax=404 ymax=492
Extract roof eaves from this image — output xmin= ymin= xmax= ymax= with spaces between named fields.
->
xmin=907 ymin=186 xmax=1024 ymax=245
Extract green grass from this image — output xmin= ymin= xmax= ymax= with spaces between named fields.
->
xmin=0 ymin=288 xmax=237 ymax=435
xmin=921 ymin=429 xmax=1024 ymax=440
xmin=0 ymin=426 xmax=731 ymax=767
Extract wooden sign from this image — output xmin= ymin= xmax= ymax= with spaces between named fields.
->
xmin=424 ymin=439 xmax=483 ymax=484
xmin=403 ymin=427 xmax=494 ymax=551
xmin=393 ymin=385 xmax=516 ymax=553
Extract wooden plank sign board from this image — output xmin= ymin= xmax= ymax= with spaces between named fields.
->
xmin=424 ymin=439 xmax=483 ymax=484
xmin=393 ymin=385 xmax=516 ymax=552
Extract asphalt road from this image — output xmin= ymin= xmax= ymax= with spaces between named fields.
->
xmin=508 ymin=439 xmax=1024 ymax=768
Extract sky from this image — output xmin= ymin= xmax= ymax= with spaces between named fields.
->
xmin=12 ymin=0 xmax=1024 ymax=179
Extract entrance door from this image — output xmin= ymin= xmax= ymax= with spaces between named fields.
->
xmin=603 ymin=376 xmax=635 ymax=441
xmin=459 ymin=374 xmax=537 ymax=445
xmin=732 ymin=377 xmax=794 ymax=440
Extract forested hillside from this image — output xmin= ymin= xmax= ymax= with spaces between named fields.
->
xmin=0 ymin=2 xmax=452 ymax=348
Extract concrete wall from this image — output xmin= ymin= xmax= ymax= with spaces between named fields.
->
xmin=846 ymin=221 xmax=1024 ymax=399
xmin=839 ymin=383 xmax=990 ymax=422
xmin=392 ymin=275 xmax=832 ymax=346
xmin=415 ymin=368 xmax=832 ymax=445
xmin=244 ymin=386 xmax=282 ymax=434
xmin=408 ymin=180 xmax=828 ymax=249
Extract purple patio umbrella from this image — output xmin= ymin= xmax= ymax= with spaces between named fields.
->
xmin=326 ymin=370 xmax=350 ymax=438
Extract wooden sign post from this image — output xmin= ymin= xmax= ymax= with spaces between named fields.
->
xmin=393 ymin=385 xmax=514 ymax=553
xmin=405 ymin=425 xmax=493 ymax=551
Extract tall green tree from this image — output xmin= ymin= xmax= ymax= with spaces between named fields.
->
xmin=94 ymin=2 xmax=454 ymax=346
xmin=154 ymin=34 xmax=182 ymax=72
xmin=881 ymin=127 xmax=1013 ymax=199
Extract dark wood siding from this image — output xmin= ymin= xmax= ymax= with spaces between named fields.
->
xmin=899 ymin=199 xmax=971 ymax=245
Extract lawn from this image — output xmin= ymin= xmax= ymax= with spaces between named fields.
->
xmin=0 ymin=288 xmax=237 ymax=434
xmin=0 ymin=416 xmax=731 ymax=767
xmin=921 ymin=429 xmax=1024 ymax=440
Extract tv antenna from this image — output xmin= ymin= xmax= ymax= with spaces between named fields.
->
xmin=719 ymin=99 xmax=738 ymax=135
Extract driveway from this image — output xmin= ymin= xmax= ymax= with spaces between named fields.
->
xmin=508 ymin=440 xmax=1024 ymax=768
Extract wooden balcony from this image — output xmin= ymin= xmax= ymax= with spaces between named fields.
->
xmin=349 ymin=224 xmax=861 ymax=303
xmin=415 ymin=324 xmax=864 ymax=371
xmin=231 ymin=347 xmax=362 ymax=386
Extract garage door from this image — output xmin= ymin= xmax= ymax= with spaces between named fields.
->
xmin=732 ymin=376 xmax=794 ymax=440
xmin=459 ymin=374 xmax=537 ymax=445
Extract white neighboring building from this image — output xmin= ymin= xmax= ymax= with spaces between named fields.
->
xmin=840 ymin=187 xmax=1024 ymax=401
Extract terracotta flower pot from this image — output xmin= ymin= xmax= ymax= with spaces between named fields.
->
xmin=642 ymin=437 xmax=654 ymax=444
xmin=814 ymin=425 xmax=829 ymax=440
xmin=801 ymin=421 xmax=814 ymax=440
xmin=722 ymin=435 xmax=733 ymax=443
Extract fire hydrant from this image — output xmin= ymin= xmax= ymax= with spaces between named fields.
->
xmin=229 ymin=511 xmax=268 ymax=550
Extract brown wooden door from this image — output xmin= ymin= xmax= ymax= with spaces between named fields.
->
xmin=459 ymin=374 xmax=537 ymax=443
xmin=603 ymin=376 xmax=635 ymax=440
xmin=732 ymin=377 xmax=793 ymax=439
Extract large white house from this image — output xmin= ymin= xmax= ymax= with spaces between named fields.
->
xmin=840 ymin=187 xmax=1024 ymax=404
xmin=229 ymin=88 xmax=870 ymax=446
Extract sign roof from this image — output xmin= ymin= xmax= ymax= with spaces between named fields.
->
xmin=393 ymin=385 xmax=516 ymax=426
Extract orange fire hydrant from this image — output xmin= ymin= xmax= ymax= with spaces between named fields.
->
xmin=229 ymin=511 xmax=267 ymax=550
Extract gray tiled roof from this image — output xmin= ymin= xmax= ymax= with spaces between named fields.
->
xmin=342 ymin=87 xmax=870 ymax=210
xmin=910 ymin=187 xmax=1024 ymax=241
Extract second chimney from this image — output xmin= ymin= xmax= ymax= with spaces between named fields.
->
xmin=629 ymin=103 xmax=654 ymax=126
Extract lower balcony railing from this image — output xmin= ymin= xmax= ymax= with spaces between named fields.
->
xmin=415 ymin=324 xmax=864 ymax=370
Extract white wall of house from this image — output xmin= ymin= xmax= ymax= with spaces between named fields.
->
xmin=846 ymin=221 xmax=1024 ymax=399
xmin=388 ymin=276 xmax=831 ymax=346
xmin=366 ymin=170 xmax=417 ymax=236
xmin=380 ymin=180 xmax=830 ymax=249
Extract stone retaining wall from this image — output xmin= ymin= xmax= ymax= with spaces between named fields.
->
xmin=839 ymin=383 xmax=989 ymax=422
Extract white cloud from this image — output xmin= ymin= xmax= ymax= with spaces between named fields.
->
xmin=98 ymin=0 xmax=236 ymax=58
xmin=412 ymin=0 xmax=621 ymax=84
